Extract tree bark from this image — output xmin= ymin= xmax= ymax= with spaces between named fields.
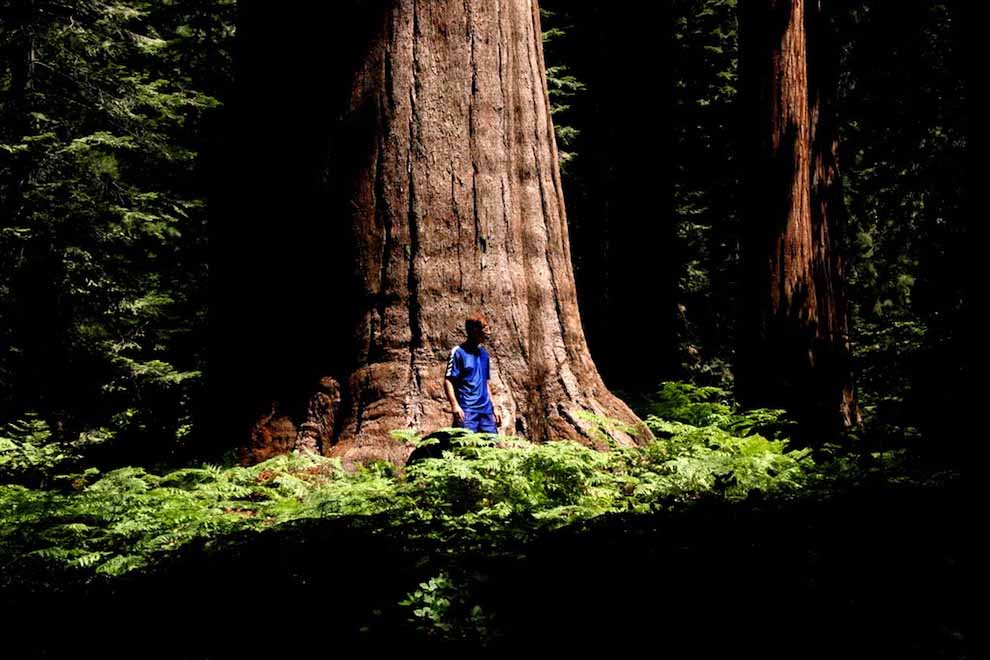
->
xmin=307 ymin=0 xmax=650 ymax=468
xmin=737 ymin=0 xmax=856 ymax=441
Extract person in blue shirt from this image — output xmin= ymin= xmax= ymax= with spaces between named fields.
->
xmin=444 ymin=314 xmax=501 ymax=433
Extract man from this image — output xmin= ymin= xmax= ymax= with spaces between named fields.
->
xmin=444 ymin=314 xmax=501 ymax=433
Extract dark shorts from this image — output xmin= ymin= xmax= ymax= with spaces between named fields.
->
xmin=458 ymin=410 xmax=498 ymax=433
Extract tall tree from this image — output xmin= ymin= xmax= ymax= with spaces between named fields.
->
xmin=226 ymin=0 xmax=650 ymax=467
xmin=736 ymin=0 xmax=857 ymax=442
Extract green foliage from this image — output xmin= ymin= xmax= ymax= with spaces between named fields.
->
xmin=0 ymin=0 xmax=233 ymax=464
xmin=643 ymin=418 xmax=811 ymax=501
xmin=401 ymin=431 xmax=618 ymax=531
xmin=669 ymin=0 xmax=742 ymax=381
xmin=399 ymin=570 xmax=498 ymax=644
xmin=636 ymin=381 xmax=795 ymax=440
xmin=853 ymin=318 xmax=926 ymax=426
xmin=667 ymin=0 xmax=967 ymax=422
xmin=641 ymin=381 xmax=734 ymax=426
xmin=0 ymin=413 xmax=115 ymax=485
xmin=0 ymin=384 xmax=819 ymax=591
xmin=1 ymin=379 xmax=952 ymax=643
xmin=840 ymin=2 xmax=965 ymax=329
xmin=0 ymin=414 xmax=63 ymax=482
xmin=835 ymin=3 xmax=968 ymax=447
xmin=0 ymin=451 xmax=380 ymax=579
xmin=540 ymin=7 xmax=585 ymax=169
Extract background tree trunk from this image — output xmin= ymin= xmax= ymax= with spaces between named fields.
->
xmin=737 ymin=0 xmax=854 ymax=442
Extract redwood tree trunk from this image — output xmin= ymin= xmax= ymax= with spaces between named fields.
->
xmin=310 ymin=0 xmax=650 ymax=467
xmin=737 ymin=0 xmax=856 ymax=441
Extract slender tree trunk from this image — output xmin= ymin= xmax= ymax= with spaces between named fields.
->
xmin=281 ymin=0 xmax=651 ymax=468
xmin=737 ymin=0 xmax=855 ymax=441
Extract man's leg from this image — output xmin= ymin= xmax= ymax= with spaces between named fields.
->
xmin=460 ymin=411 xmax=481 ymax=432
xmin=476 ymin=412 xmax=497 ymax=433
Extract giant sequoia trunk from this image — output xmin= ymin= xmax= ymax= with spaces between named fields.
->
xmin=736 ymin=0 xmax=857 ymax=441
xmin=234 ymin=0 xmax=650 ymax=467
xmin=325 ymin=0 xmax=652 ymax=466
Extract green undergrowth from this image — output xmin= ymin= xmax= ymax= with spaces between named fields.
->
xmin=2 ymin=383 xmax=888 ymax=577
xmin=0 ymin=382 xmax=952 ymax=643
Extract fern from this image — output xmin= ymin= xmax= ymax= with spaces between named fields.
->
xmin=1 ymin=384 xmax=914 ymax=597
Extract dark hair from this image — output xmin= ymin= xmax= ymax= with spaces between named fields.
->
xmin=464 ymin=312 xmax=486 ymax=334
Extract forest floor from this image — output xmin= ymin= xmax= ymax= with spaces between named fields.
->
xmin=5 ymin=471 xmax=967 ymax=659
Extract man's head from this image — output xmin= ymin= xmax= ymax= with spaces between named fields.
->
xmin=464 ymin=313 xmax=488 ymax=345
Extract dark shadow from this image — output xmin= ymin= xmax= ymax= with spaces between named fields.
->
xmin=208 ymin=2 xmax=388 ymax=457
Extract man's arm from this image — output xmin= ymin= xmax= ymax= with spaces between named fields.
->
xmin=445 ymin=377 xmax=464 ymax=423
xmin=444 ymin=347 xmax=464 ymax=424
xmin=487 ymin=381 xmax=501 ymax=428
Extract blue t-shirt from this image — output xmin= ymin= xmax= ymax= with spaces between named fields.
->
xmin=445 ymin=344 xmax=493 ymax=414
